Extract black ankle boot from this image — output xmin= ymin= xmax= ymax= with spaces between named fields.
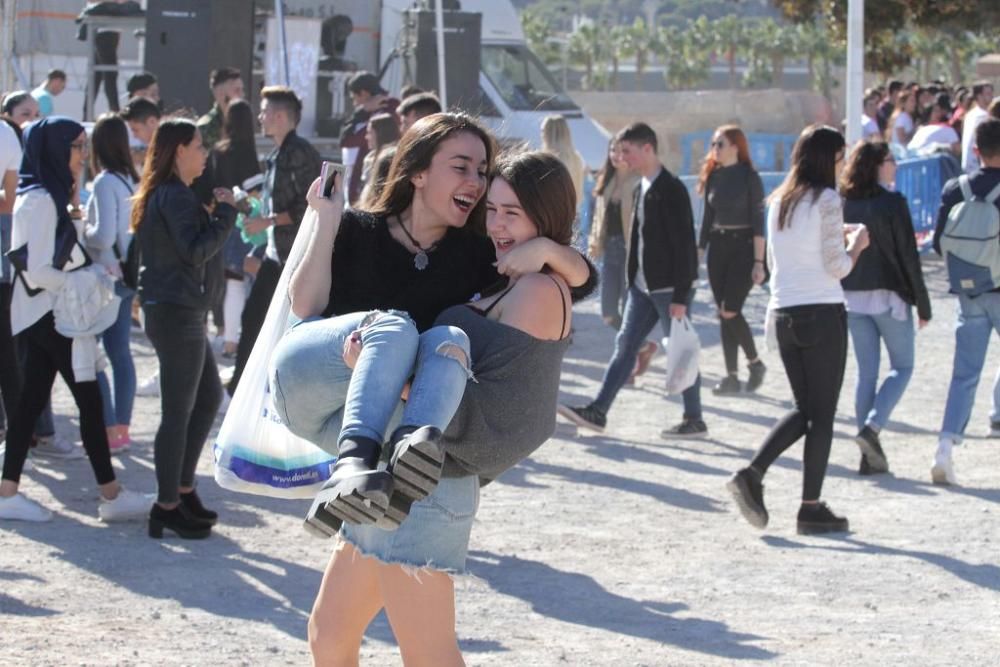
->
xmin=149 ymin=503 xmax=213 ymax=539
xmin=377 ymin=426 xmax=445 ymax=530
xmin=303 ymin=437 xmax=393 ymax=538
xmin=180 ymin=489 xmax=218 ymax=525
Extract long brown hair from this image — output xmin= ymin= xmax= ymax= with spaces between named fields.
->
xmin=366 ymin=112 xmax=496 ymax=234
xmin=130 ymin=118 xmax=198 ymax=232
xmin=840 ymin=140 xmax=890 ymax=200
xmin=91 ymin=113 xmax=139 ymax=182
xmin=697 ymin=125 xmax=752 ymax=194
xmin=593 ymin=138 xmax=617 ymax=197
xmin=769 ymin=124 xmax=845 ymax=230
xmin=493 ymin=150 xmax=575 ymax=247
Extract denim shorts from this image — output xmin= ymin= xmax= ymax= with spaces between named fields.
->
xmin=339 ymin=475 xmax=480 ymax=575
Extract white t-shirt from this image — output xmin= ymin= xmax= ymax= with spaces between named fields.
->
xmin=0 ymin=121 xmax=21 ymax=174
xmin=962 ymin=105 xmax=989 ymax=173
xmin=633 ymin=168 xmax=660 ymax=293
xmin=891 ymin=112 xmax=914 ymax=143
xmin=907 ymin=124 xmax=960 ymax=153
xmin=861 ymin=114 xmax=880 ymax=139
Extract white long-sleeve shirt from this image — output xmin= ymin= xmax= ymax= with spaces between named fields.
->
xmin=11 ymin=189 xmax=86 ymax=335
xmin=767 ymin=187 xmax=851 ymax=310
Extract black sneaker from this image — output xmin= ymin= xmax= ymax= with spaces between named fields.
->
xmin=745 ymin=360 xmax=767 ymax=393
xmin=660 ymin=418 xmax=708 ymax=439
xmin=557 ymin=403 xmax=607 ymax=433
xmin=726 ymin=467 xmax=768 ymax=528
xmin=858 ymin=455 xmax=875 ymax=476
xmin=797 ymin=502 xmax=849 ymax=535
xmin=854 ymin=426 xmax=888 ymax=472
xmin=712 ymin=375 xmax=741 ymax=396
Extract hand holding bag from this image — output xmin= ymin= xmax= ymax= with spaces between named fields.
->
xmin=213 ymin=208 xmax=338 ymax=499
xmin=662 ymin=316 xmax=700 ymax=395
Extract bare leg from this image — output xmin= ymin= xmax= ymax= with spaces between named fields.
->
xmin=378 ymin=563 xmax=465 ymax=667
xmin=309 ymin=541 xmax=384 ymax=667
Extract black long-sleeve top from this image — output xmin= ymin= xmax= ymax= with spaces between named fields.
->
xmin=698 ymin=162 xmax=765 ymax=250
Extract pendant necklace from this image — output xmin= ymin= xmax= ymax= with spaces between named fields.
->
xmin=396 ymin=216 xmax=439 ymax=270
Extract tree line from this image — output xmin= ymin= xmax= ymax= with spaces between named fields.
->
xmin=521 ymin=0 xmax=997 ymax=100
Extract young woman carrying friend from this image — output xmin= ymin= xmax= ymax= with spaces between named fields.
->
xmin=0 ymin=117 xmax=147 ymax=522
xmin=840 ymin=141 xmax=931 ymax=475
xmin=727 ymin=125 xmax=869 ymax=535
xmin=697 ymin=125 xmax=767 ymax=395
xmin=306 ymin=150 xmax=576 ymax=666
xmin=84 ymin=113 xmax=139 ymax=453
xmin=132 ymin=118 xmax=238 ymax=539
xmin=267 ymin=114 xmax=590 ymax=664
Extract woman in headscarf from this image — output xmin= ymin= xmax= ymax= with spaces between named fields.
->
xmin=0 ymin=117 xmax=148 ymax=523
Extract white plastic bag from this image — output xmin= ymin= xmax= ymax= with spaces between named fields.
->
xmin=214 ymin=208 xmax=337 ymax=499
xmin=661 ymin=316 xmax=700 ymax=395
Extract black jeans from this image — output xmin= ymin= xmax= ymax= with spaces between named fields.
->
xmin=1 ymin=313 xmax=115 ymax=486
xmin=0 ymin=282 xmax=19 ymax=432
xmin=750 ymin=304 xmax=847 ymax=501
xmin=92 ymin=30 xmax=120 ymax=112
xmin=228 ymin=257 xmax=281 ymax=396
xmin=707 ymin=228 xmax=757 ymax=375
xmin=143 ymin=302 xmax=222 ymax=504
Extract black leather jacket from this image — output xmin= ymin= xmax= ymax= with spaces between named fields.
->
xmin=627 ymin=167 xmax=698 ymax=305
xmin=136 ymin=178 xmax=236 ymax=310
xmin=841 ymin=187 xmax=932 ymax=321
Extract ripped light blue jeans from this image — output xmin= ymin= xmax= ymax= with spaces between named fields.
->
xmin=269 ymin=311 xmax=471 ymax=455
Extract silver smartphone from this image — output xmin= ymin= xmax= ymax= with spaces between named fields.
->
xmin=320 ymin=161 xmax=347 ymax=199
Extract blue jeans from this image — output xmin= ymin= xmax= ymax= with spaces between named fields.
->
xmin=269 ymin=311 xmax=471 ymax=455
xmin=847 ymin=308 xmax=915 ymax=431
xmin=97 ymin=287 xmax=136 ymax=426
xmin=941 ymin=292 xmax=1000 ymax=442
xmin=593 ymin=286 xmax=702 ymax=420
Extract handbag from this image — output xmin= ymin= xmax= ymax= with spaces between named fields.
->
xmin=662 ymin=316 xmax=701 ymax=395
xmin=214 ymin=208 xmax=338 ymax=499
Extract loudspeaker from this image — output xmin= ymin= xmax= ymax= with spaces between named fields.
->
xmin=405 ymin=10 xmax=481 ymax=111
xmin=144 ymin=0 xmax=254 ymax=115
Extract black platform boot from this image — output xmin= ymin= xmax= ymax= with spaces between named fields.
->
xmin=377 ymin=425 xmax=445 ymax=530
xmin=303 ymin=436 xmax=393 ymax=538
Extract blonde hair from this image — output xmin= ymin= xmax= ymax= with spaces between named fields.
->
xmin=540 ymin=114 xmax=585 ymax=208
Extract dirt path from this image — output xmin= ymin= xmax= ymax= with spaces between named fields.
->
xmin=3 ymin=255 xmax=1000 ymax=666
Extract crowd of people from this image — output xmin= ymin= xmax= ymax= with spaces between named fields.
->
xmin=861 ymin=79 xmax=1000 ymax=171
xmin=2 ymin=60 xmax=1000 ymax=664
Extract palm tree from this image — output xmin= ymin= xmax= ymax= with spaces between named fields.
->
xmin=658 ymin=23 xmax=711 ymax=91
xmin=621 ymin=17 xmax=658 ymax=89
xmin=749 ymin=18 xmax=801 ymax=88
xmin=521 ymin=8 xmax=560 ymax=66
xmin=568 ymin=22 xmax=606 ymax=91
xmin=712 ymin=14 xmax=747 ymax=89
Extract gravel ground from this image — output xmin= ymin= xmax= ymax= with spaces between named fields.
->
xmin=2 ymin=254 xmax=1000 ymax=666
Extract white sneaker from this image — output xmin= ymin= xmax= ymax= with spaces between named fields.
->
xmin=136 ymin=371 xmax=160 ymax=397
xmin=931 ymin=454 xmax=958 ymax=486
xmin=0 ymin=493 xmax=53 ymax=522
xmin=98 ymin=487 xmax=152 ymax=522
xmin=33 ymin=434 xmax=85 ymax=460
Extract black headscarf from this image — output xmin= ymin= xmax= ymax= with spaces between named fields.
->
xmin=17 ymin=116 xmax=85 ymax=226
